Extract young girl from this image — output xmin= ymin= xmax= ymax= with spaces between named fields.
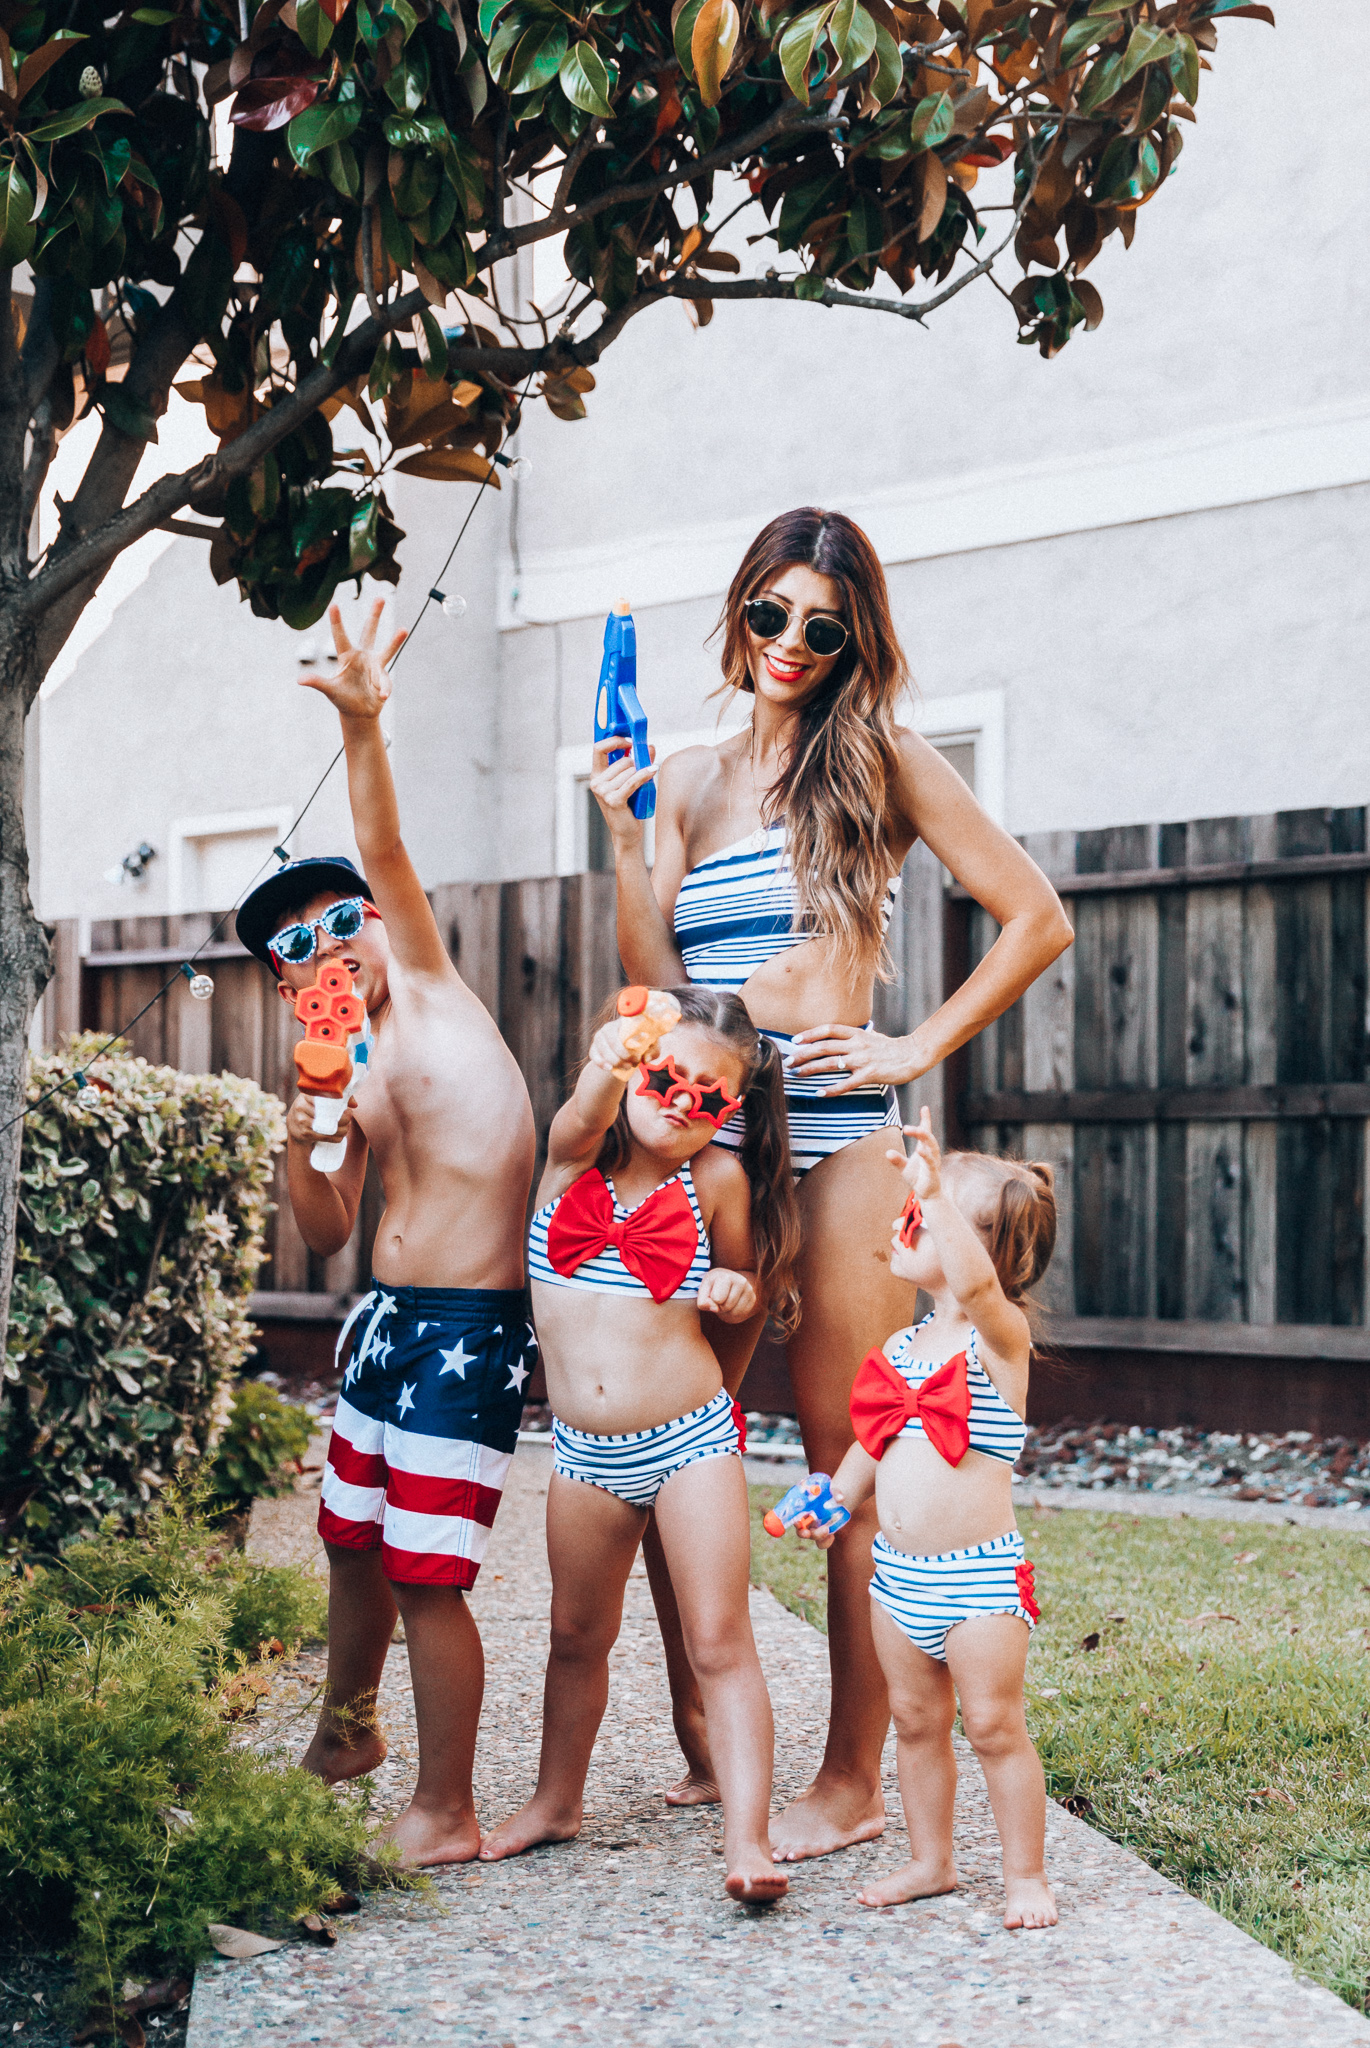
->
xmin=797 ymin=1108 xmax=1058 ymax=1928
xmin=479 ymin=986 xmax=801 ymax=1901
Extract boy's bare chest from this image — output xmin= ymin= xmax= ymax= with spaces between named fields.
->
xmin=353 ymin=1001 xmax=527 ymax=1169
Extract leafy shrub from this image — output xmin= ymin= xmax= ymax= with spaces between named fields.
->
xmin=4 ymin=1035 xmax=284 ymax=1547
xmin=0 ymin=1500 xmax=370 ymax=2006
xmin=209 ymin=1383 xmax=315 ymax=1519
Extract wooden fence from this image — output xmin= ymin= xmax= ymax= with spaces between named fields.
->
xmin=38 ymin=805 xmax=1370 ymax=1432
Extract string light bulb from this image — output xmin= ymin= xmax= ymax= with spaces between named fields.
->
xmin=428 ymin=588 xmax=467 ymax=620
xmin=505 ymin=454 xmax=533 ymax=482
xmin=180 ymin=963 xmax=215 ymax=1002
xmin=73 ymin=1069 xmax=102 ymax=1111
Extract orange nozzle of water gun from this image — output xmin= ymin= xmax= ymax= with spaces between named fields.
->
xmin=293 ymin=962 xmax=361 ymax=1095
xmin=762 ymin=1510 xmax=785 ymax=1537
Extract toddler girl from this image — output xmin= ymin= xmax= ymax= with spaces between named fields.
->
xmin=797 ymin=1108 xmax=1058 ymax=1928
xmin=480 ymin=986 xmax=800 ymax=1901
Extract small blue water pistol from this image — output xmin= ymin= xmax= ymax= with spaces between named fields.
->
xmin=593 ymin=600 xmax=654 ymax=822
xmin=763 ymin=1472 xmax=852 ymax=1540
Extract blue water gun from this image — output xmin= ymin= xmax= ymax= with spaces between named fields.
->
xmin=763 ymin=1472 xmax=852 ymax=1540
xmin=593 ymin=601 xmax=655 ymax=822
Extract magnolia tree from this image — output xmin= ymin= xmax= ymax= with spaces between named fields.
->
xmin=0 ymin=0 xmax=1270 ymax=1339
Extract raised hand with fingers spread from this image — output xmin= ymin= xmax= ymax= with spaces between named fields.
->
xmin=298 ymin=599 xmax=408 ymax=723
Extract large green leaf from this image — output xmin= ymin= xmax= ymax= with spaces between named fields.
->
xmin=295 ymin=0 xmax=336 ymax=57
xmin=672 ymin=0 xmax=705 ymax=78
xmin=778 ymin=4 xmax=833 ymax=104
xmin=828 ymin=0 xmax=877 ymax=78
xmin=908 ymin=90 xmax=953 ymax=149
xmin=414 ymin=305 xmax=449 ymax=377
xmin=487 ymin=8 xmax=534 ymax=78
xmin=25 ymin=98 xmax=130 ymax=143
xmin=868 ymin=21 xmax=903 ymax=107
xmin=1076 ymin=49 xmax=1124 ymax=114
xmin=502 ymin=16 xmax=568 ymax=95
xmin=1169 ymin=33 xmax=1199 ymax=103
xmin=1118 ymin=21 xmax=1177 ymax=84
xmin=0 ymin=159 xmax=38 ymax=268
xmin=558 ymin=40 xmax=615 ymax=116
xmin=478 ymin=0 xmax=518 ymax=32
xmin=286 ymin=100 xmax=361 ymax=167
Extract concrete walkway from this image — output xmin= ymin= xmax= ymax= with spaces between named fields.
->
xmin=190 ymin=1444 xmax=1370 ymax=2047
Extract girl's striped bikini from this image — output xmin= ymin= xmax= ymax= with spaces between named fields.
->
xmin=672 ymin=822 xmax=902 ymax=1176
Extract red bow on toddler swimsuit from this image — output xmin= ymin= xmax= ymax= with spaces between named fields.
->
xmin=849 ymin=1346 xmax=972 ymax=1466
xmin=546 ymin=1168 xmax=698 ymax=1305
xmin=1015 ymin=1558 xmax=1040 ymax=1622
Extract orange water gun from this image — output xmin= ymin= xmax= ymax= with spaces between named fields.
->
xmin=293 ymin=962 xmax=366 ymax=1172
xmin=615 ymin=985 xmax=681 ymax=1063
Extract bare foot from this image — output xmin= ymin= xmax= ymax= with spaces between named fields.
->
xmin=856 ymin=1858 xmax=959 ymax=1909
xmin=769 ymin=1778 xmax=885 ymax=1863
xmin=374 ymin=1802 xmax=481 ymax=1869
xmin=664 ymin=1769 xmax=720 ymax=1807
xmin=300 ymin=1725 xmax=387 ymax=1785
xmin=1003 ymin=1874 xmax=1058 ymax=1929
xmin=478 ymin=1797 xmax=582 ymax=1862
xmin=725 ymin=1852 xmax=789 ymax=1905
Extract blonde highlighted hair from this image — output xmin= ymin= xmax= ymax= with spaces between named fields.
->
xmin=714 ymin=508 xmax=910 ymax=983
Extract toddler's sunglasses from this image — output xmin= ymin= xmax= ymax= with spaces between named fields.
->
xmin=744 ymin=597 xmax=849 ymax=659
xmin=897 ymin=1191 xmax=923 ymax=1247
xmin=270 ymin=896 xmax=378 ymax=966
xmin=636 ymin=1054 xmax=742 ymax=1130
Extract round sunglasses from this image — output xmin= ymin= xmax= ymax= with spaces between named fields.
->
xmin=269 ymin=896 xmax=375 ymax=966
xmin=744 ymin=597 xmax=849 ymax=659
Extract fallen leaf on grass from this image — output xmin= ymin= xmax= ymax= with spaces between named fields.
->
xmin=1232 ymin=1551 xmax=1259 ymax=1566
xmin=125 ymin=1980 xmax=190 ymax=2014
xmin=1180 ymin=1612 xmax=1239 ymax=1628
xmin=298 ymin=1913 xmax=337 ymax=1945
xmin=1059 ymin=1793 xmax=1094 ymax=1818
xmin=1105 ymin=1611 xmax=1128 ymax=1622
xmin=1034 ymin=1685 xmax=1061 ymax=1699
xmin=323 ymin=1889 xmax=361 ymax=1914
xmin=1249 ymin=1788 xmax=1297 ymax=1808
xmin=1080 ymin=1631 xmax=1101 ymax=1651
xmin=206 ymin=1924 xmax=287 ymax=1958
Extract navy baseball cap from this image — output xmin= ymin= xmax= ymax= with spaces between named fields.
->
xmin=235 ymin=856 xmax=375 ymax=967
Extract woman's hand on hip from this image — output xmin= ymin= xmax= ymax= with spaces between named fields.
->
xmin=590 ymin=738 xmax=656 ymax=854
xmin=787 ymin=1023 xmax=926 ymax=1094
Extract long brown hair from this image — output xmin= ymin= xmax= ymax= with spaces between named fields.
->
xmin=715 ymin=508 xmax=909 ymax=981
xmin=594 ymin=986 xmax=803 ymax=1335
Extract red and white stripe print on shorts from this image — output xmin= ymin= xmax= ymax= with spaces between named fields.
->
xmin=317 ymin=1281 xmax=535 ymax=1587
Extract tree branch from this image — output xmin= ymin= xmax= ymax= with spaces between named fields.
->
xmin=488 ymin=102 xmax=844 ymax=267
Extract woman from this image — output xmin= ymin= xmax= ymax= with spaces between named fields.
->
xmin=590 ymin=507 xmax=1072 ymax=1862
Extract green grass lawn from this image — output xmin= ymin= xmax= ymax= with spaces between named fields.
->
xmin=748 ymin=1485 xmax=1370 ymax=2011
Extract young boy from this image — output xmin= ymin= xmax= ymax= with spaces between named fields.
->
xmin=236 ymin=599 xmax=536 ymax=1866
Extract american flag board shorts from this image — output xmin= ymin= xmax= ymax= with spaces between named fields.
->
xmin=318 ymin=1280 xmax=535 ymax=1587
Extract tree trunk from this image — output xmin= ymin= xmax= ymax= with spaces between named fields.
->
xmin=0 ymin=611 xmax=53 ymax=1367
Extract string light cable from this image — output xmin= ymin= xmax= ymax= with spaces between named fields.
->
xmin=6 ymin=388 xmax=535 ymax=1140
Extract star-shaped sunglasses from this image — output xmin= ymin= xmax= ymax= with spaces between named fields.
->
xmin=897 ymin=1191 xmax=924 ymax=1247
xmin=636 ymin=1054 xmax=742 ymax=1130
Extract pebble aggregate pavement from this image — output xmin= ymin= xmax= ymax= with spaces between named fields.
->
xmin=189 ymin=1443 xmax=1370 ymax=2048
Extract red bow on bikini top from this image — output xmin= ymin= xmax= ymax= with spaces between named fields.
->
xmin=546 ymin=1169 xmax=698 ymax=1305
xmin=849 ymin=1346 xmax=972 ymax=1467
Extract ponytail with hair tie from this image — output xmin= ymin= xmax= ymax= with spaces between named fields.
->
xmin=737 ymin=1035 xmax=803 ymax=1336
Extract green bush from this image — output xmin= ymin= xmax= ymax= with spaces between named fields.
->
xmin=4 ymin=1034 xmax=284 ymax=1547
xmin=209 ymin=1383 xmax=315 ymax=1520
xmin=0 ymin=1499 xmax=375 ymax=2006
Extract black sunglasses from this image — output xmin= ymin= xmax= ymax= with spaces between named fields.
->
xmin=744 ymin=597 xmax=849 ymax=659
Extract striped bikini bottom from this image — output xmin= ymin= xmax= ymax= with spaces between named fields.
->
xmin=713 ymin=1025 xmax=902 ymax=1178
xmin=552 ymin=1387 xmax=745 ymax=1508
xmin=868 ymin=1530 xmax=1037 ymax=1664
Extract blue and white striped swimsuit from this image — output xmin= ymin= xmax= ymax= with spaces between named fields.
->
xmin=527 ymin=1162 xmax=711 ymax=1302
xmin=552 ymin=1388 xmax=744 ymax=1507
xmin=886 ymin=1318 xmax=1028 ymax=1466
xmin=869 ymin=1317 xmax=1035 ymax=1660
xmin=673 ymin=823 xmax=902 ymax=1177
